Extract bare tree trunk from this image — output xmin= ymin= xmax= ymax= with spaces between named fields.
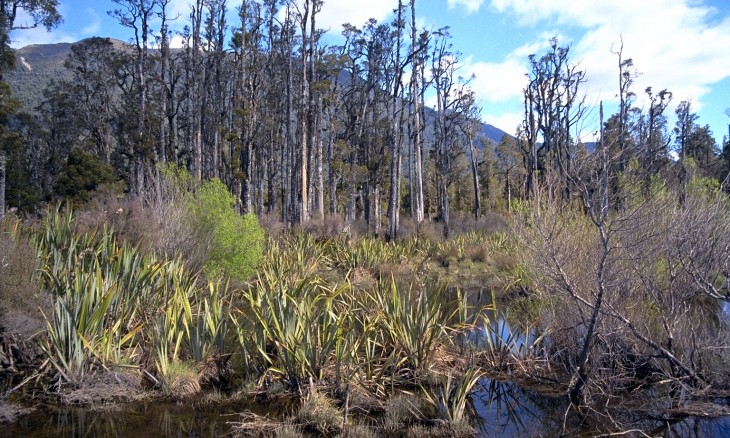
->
xmin=298 ymin=1 xmax=311 ymax=224
xmin=315 ymin=97 xmax=324 ymax=220
xmin=328 ymin=134 xmax=336 ymax=215
xmin=191 ymin=0 xmax=204 ymax=183
xmin=410 ymin=0 xmax=424 ymax=226
xmin=387 ymin=0 xmax=406 ymax=241
xmin=0 ymin=150 xmax=5 ymax=221
xmin=469 ymin=133 xmax=481 ymax=220
xmin=158 ymin=5 xmax=170 ymax=165
xmin=283 ymin=8 xmax=294 ymax=225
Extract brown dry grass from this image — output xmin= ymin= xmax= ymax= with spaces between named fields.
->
xmin=0 ymin=219 xmax=48 ymax=339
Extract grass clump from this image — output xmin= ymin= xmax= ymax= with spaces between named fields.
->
xmin=161 ymin=360 xmax=201 ymax=398
xmin=384 ymin=393 xmax=424 ymax=432
xmin=297 ymin=389 xmax=343 ymax=433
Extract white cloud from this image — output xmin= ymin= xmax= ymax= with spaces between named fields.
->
xmin=461 ymin=56 xmax=526 ymax=103
xmin=10 ymin=27 xmax=75 ymax=47
xmin=81 ymin=8 xmax=102 ymax=36
xmin=9 ymin=9 xmax=74 ymax=47
xmin=319 ymin=0 xmax=394 ymax=30
xmin=165 ymin=0 xmax=195 ymax=21
xmin=168 ymin=34 xmax=185 ymax=49
xmin=279 ymin=0 xmax=394 ymax=34
xmin=447 ymin=0 xmax=486 ymax=15
xmin=483 ymin=110 xmax=523 ymax=135
xmin=487 ymin=0 xmax=730 ymax=130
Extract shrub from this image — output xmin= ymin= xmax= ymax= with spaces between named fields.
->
xmin=190 ymin=178 xmax=264 ymax=281
xmin=153 ymin=164 xmax=265 ymax=281
xmin=53 ymin=148 xmax=120 ymax=205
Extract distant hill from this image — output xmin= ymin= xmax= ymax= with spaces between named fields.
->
xmin=6 ymin=40 xmax=511 ymax=144
xmin=480 ymin=123 xmax=511 ymax=144
xmin=6 ymin=42 xmax=73 ymax=111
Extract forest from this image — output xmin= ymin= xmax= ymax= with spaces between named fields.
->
xmin=1 ymin=0 xmax=730 ymax=437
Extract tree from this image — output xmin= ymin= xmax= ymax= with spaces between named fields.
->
xmin=0 ymin=0 xmax=61 ymax=71
xmin=386 ymin=0 xmax=408 ymax=241
xmin=521 ymin=40 xmax=586 ymax=199
xmin=494 ymin=134 xmax=523 ymax=209
xmin=685 ymin=124 xmax=717 ymax=173
xmin=109 ymin=0 xmax=158 ymax=194
xmin=455 ymin=88 xmax=482 ymax=221
xmin=57 ymin=38 xmax=119 ymax=162
xmin=612 ymin=37 xmax=637 ymax=172
xmin=638 ymin=87 xmax=672 ymax=177
xmin=53 ymin=148 xmax=118 ymax=204
xmin=674 ymin=100 xmax=698 ymax=160
xmin=430 ymin=28 xmax=462 ymax=237
xmin=0 ymin=0 xmax=61 ymax=220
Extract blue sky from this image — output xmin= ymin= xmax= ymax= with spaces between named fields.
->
xmin=10 ymin=0 xmax=730 ymax=146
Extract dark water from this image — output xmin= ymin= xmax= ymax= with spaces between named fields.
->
xmin=471 ymin=378 xmax=730 ymax=437
xmin=5 ymin=388 xmax=729 ymax=437
xmin=0 ymin=401 xmax=247 ymax=437
xmin=466 ymin=287 xmax=730 ymax=437
xmin=3 ymin=289 xmax=729 ymax=437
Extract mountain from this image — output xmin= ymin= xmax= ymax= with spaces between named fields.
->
xmin=6 ymin=40 xmax=511 ymax=144
xmin=7 ymin=42 xmax=73 ymax=111
xmin=480 ymin=123 xmax=511 ymax=144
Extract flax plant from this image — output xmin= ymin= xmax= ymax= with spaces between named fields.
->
xmin=35 ymin=207 xmax=159 ymax=382
xmin=372 ymin=278 xmax=458 ymax=373
xmin=236 ymin=264 xmax=353 ymax=389
xmin=190 ymin=280 xmax=232 ymax=363
xmin=423 ymin=366 xmax=484 ymax=425
xmin=149 ymin=259 xmax=196 ymax=379
xmin=338 ymin=238 xmax=390 ymax=274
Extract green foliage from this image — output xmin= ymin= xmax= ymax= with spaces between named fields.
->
xmin=687 ymin=169 xmax=723 ymax=201
xmin=237 ymin=268 xmax=352 ymax=388
xmin=34 ymin=206 xmax=160 ymax=382
xmin=53 ymin=148 xmax=118 ymax=204
xmin=190 ymin=177 xmax=264 ymax=281
xmin=156 ymin=164 xmax=265 ymax=281
xmin=373 ymin=278 xmax=461 ymax=372
xmin=2 ymin=129 xmax=39 ymax=213
xmin=423 ymin=366 xmax=483 ymax=425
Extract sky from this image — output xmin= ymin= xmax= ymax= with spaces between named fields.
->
xmin=10 ymin=0 xmax=730 ymax=146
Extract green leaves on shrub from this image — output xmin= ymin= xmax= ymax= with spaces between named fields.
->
xmin=158 ymin=164 xmax=264 ymax=281
xmin=53 ymin=148 xmax=119 ymax=204
xmin=191 ymin=178 xmax=264 ymax=280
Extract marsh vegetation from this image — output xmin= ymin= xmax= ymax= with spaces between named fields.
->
xmin=2 ymin=163 xmax=730 ymax=437
xmin=1 ymin=1 xmax=730 ymax=436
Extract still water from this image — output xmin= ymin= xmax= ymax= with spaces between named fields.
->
xmin=3 ymin=289 xmax=729 ymax=437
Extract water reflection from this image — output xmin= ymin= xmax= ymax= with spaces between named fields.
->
xmin=470 ymin=377 xmax=730 ymax=437
xmin=1 ymin=402 xmax=239 ymax=437
xmin=471 ymin=378 xmax=567 ymax=437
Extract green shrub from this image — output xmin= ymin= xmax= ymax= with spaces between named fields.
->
xmin=190 ymin=178 xmax=264 ymax=281
xmin=156 ymin=164 xmax=265 ymax=281
xmin=53 ymin=148 xmax=119 ymax=204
